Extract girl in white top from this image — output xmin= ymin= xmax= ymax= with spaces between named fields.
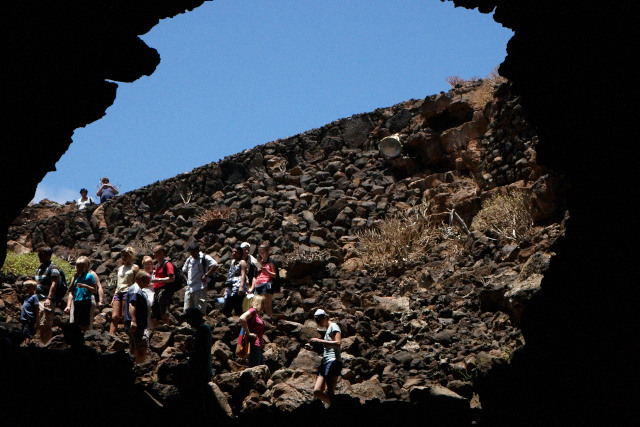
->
xmin=109 ymin=247 xmax=139 ymax=334
xmin=310 ymin=309 xmax=342 ymax=405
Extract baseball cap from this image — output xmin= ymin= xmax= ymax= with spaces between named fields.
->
xmin=314 ymin=309 xmax=327 ymax=318
xmin=240 ymin=242 xmax=251 ymax=249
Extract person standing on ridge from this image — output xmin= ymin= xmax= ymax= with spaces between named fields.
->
xmin=96 ymin=176 xmax=118 ymax=203
xmin=76 ymin=188 xmax=94 ymax=210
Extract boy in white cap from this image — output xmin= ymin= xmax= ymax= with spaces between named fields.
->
xmin=310 ymin=308 xmax=342 ymax=405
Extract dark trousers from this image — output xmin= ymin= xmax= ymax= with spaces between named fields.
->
xmin=222 ymin=294 xmax=243 ymax=317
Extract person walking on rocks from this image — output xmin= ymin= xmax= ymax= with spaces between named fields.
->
xmin=124 ymin=271 xmax=151 ymax=364
xmin=311 ymin=309 xmax=342 ymax=405
xmin=182 ymin=242 xmax=218 ymax=313
xmin=150 ymin=245 xmax=176 ymax=327
xmin=64 ymin=256 xmax=97 ymax=332
xmin=240 ymin=242 xmax=260 ymax=287
xmin=239 ymin=295 xmax=266 ymax=367
xmin=141 ymin=256 xmax=156 ymax=329
xmin=110 ymin=247 xmax=139 ymax=334
xmin=34 ymin=247 xmax=61 ymax=344
xmin=249 ymin=242 xmax=277 ymax=317
xmin=222 ymin=245 xmax=247 ymax=317
xmin=20 ymin=280 xmax=39 ymax=343
xmin=183 ymin=308 xmax=213 ymax=384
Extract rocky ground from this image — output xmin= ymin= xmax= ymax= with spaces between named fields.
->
xmin=1 ymin=79 xmax=566 ymax=421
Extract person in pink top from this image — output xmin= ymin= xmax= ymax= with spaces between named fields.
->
xmin=249 ymin=242 xmax=276 ymax=317
xmin=239 ymin=294 xmax=266 ymax=367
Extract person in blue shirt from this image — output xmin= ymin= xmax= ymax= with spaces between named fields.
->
xmin=64 ymin=256 xmax=96 ymax=331
xmin=20 ymin=280 xmax=39 ymax=342
xmin=96 ymin=176 xmax=119 ymax=203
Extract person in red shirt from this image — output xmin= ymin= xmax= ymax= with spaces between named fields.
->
xmin=150 ymin=245 xmax=175 ymax=327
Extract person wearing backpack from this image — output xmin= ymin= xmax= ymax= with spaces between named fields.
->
xmin=182 ymin=241 xmax=218 ymax=313
xmin=34 ymin=246 xmax=65 ymax=344
xmin=150 ymin=245 xmax=176 ymax=327
xmin=64 ymin=256 xmax=96 ymax=332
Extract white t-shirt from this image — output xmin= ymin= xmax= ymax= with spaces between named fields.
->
xmin=77 ymin=197 xmax=94 ymax=210
xmin=322 ymin=322 xmax=342 ymax=364
xmin=182 ymin=252 xmax=217 ymax=292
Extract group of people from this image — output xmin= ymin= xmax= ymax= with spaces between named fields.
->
xmin=19 ymin=235 xmax=343 ymax=405
xmin=76 ymin=176 xmax=119 ymax=209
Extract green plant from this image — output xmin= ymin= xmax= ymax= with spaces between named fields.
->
xmin=1 ymin=251 xmax=74 ymax=279
xmin=471 ymin=189 xmax=533 ymax=243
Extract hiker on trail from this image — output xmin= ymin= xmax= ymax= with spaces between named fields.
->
xmin=64 ymin=256 xmax=97 ymax=332
xmin=150 ymin=245 xmax=175 ymax=327
xmin=110 ymin=247 xmax=139 ymax=334
xmin=182 ymin=308 xmax=213 ymax=384
xmin=311 ymin=309 xmax=342 ymax=405
xmin=141 ymin=256 xmax=156 ymax=329
xmin=182 ymin=241 xmax=218 ymax=313
xmin=239 ymin=294 xmax=266 ymax=367
xmin=20 ymin=280 xmax=39 ymax=343
xmin=124 ymin=270 xmax=151 ymax=364
xmin=222 ymin=245 xmax=247 ymax=317
xmin=249 ymin=242 xmax=277 ymax=317
xmin=87 ymin=269 xmax=105 ymax=331
xmin=76 ymin=188 xmax=94 ymax=210
xmin=240 ymin=242 xmax=260 ymax=287
xmin=34 ymin=246 xmax=61 ymax=344
xmin=96 ymin=176 xmax=118 ymax=203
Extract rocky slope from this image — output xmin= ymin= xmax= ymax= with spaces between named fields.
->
xmin=2 ymin=80 xmax=566 ymax=422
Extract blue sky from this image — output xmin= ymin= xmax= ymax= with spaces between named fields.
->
xmin=34 ymin=0 xmax=513 ymax=203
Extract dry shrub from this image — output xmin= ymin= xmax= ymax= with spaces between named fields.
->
xmin=447 ymin=67 xmax=507 ymax=110
xmin=356 ymin=203 xmax=464 ymax=274
xmin=199 ymin=206 xmax=231 ymax=223
xmin=471 ymin=190 xmax=533 ymax=243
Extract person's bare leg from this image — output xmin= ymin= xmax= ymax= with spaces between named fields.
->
xmin=265 ymin=293 xmax=273 ymax=317
xmin=110 ymin=299 xmax=122 ymax=334
xmin=313 ymin=376 xmax=331 ymax=405
xmin=135 ymin=347 xmax=148 ymax=365
xmin=325 ymin=375 xmax=339 ymax=404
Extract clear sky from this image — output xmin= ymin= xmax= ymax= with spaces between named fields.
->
xmin=34 ymin=0 xmax=513 ymax=204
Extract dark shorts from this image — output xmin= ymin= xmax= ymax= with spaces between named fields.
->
xmin=318 ymin=360 xmax=342 ymax=377
xmin=21 ymin=320 xmax=35 ymax=338
xmin=151 ymin=287 xmax=172 ymax=320
xmin=254 ymin=283 xmax=270 ymax=295
xmin=73 ymin=299 xmax=92 ymax=327
xmin=113 ymin=292 xmax=127 ymax=301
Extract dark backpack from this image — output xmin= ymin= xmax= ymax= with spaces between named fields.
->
xmin=162 ymin=260 xmax=185 ymax=293
xmin=40 ymin=262 xmax=68 ymax=302
xmin=267 ymin=258 xmax=282 ymax=293
xmin=54 ymin=268 xmax=68 ymax=301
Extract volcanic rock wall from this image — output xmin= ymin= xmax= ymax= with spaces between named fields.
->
xmin=2 ymin=0 xmax=637 ymax=424
xmin=3 ymin=81 xmax=565 ymax=423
